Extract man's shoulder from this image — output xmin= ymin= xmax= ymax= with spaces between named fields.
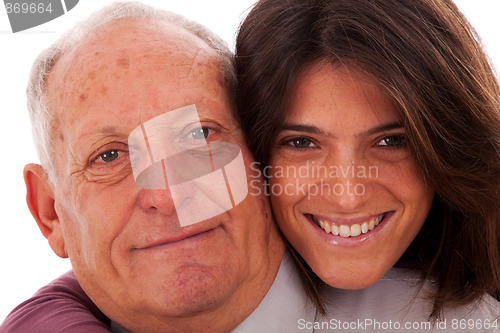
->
xmin=0 ymin=271 xmax=110 ymax=333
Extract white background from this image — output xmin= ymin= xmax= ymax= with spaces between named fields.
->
xmin=0 ymin=0 xmax=498 ymax=322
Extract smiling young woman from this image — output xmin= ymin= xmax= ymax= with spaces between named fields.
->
xmin=236 ymin=0 xmax=500 ymax=318
xmin=268 ymin=62 xmax=435 ymax=291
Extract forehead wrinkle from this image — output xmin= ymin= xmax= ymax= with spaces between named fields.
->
xmin=183 ymin=48 xmax=213 ymax=79
xmin=77 ymin=126 xmax=129 ymax=142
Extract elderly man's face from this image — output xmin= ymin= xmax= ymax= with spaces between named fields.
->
xmin=38 ymin=19 xmax=281 ymax=329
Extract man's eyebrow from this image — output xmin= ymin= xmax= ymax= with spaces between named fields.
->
xmin=80 ymin=126 xmax=126 ymax=138
xmin=357 ymin=122 xmax=404 ymax=137
xmin=97 ymin=126 xmax=121 ymax=134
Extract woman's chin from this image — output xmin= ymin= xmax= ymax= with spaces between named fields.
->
xmin=318 ymin=269 xmax=386 ymax=290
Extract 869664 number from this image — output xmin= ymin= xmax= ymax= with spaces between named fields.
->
xmin=451 ymin=318 xmax=499 ymax=330
xmin=5 ymin=2 xmax=53 ymax=14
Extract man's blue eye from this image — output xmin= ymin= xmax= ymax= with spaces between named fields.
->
xmin=100 ymin=150 xmax=120 ymax=163
xmin=190 ymin=127 xmax=210 ymax=140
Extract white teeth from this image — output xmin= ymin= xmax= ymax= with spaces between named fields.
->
xmin=315 ymin=213 xmax=386 ymax=238
xmin=361 ymin=222 xmax=368 ymax=234
xmin=331 ymin=224 xmax=339 ymax=236
xmin=368 ymin=218 xmax=375 ymax=231
xmin=350 ymin=224 xmax=361 ymax=237
xmin=339 ymin=225 xmax=351 ymax=237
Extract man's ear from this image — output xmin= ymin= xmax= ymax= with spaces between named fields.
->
xmin=24 ymin=164 xmax=68 ymax=258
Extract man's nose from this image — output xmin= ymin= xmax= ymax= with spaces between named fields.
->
xmin=137 ymin=176 xmax=195 ymax=216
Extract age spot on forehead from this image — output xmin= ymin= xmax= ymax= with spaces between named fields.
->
xmin=100 ymin=85 xmax=108 ymax=96
xmin=116 ymin=57 xmax=130 ymax=69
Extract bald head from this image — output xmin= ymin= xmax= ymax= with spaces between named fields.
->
xmin=50 ymin=18 xmax=221 ymax=100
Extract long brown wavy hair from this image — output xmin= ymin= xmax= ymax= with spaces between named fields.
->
xmin=236 ymin=0 xmax=500 ymax=318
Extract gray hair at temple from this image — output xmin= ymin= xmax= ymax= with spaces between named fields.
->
xmin=26 ymin=1 xmax=235 ymax=183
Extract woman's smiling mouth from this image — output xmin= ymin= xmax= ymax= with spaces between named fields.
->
xmin=310 ymin=213 xmax=388 ymax=237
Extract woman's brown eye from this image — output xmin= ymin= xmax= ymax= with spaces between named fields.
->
xmin=287 ymin=137 xmax=315 ymax=149
xmin=377 ymin=135 xmax=407 ymax=147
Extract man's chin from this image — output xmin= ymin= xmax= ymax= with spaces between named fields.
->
xmin=112 ymin=262 xmax=239 ymax=317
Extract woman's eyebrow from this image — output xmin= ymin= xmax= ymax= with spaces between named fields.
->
xmin=356 ymin=122 xmax=403 ymax=137
xmin=281 ymin=124 xmax=325 ymax=135
xmin=281 ymin=122 xmax=403 ymax=138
